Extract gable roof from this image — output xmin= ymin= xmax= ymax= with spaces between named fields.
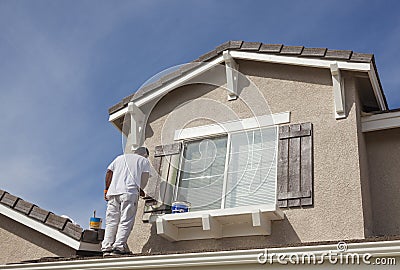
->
xmin=0 ymin=189 xmax=100 ymax=252
xmin=108 ymin=40 xmax=388 ymax=116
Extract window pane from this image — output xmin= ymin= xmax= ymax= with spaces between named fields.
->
xmin=177 ymin=136 xmax=228 ymax=211
xmin=225 ymin=127 xmax=277 ymax=208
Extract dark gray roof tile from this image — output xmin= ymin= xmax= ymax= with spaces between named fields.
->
xmin=14 ymin=200 xmax=34 ymax=215
xmin=81 ymin=229 xmax=104 ymax=244
xmin=350 ymin=52 xmax=374 ymax=63
xmin=240 ymin=41 xmax=262 ymax=51
xmin=108 ymin=102 xmax=125 ymax=115
xmin=216 ymin=40 xmax=243 ymax=53
xmin=29 ymin=206 xmax=50 ymax=222
xmin=228 ymin=40 xmax=244 ymax=49
xmin=259 ymin=44 xmax=283 ymax=53
xmin=45 ymin=213 xmax=70 ymax=230
xmin=0 ymin=190 xmax=88 ymax=244
xmin=63 ymin=222 xmax=83 ymax=240
xmin=1 ymin=193 xmax=19 ymax=208
xmin=215 ymin=41 xmax=231 ymax=53
xmin=301 ymin=47 xmax=327 ymax=57
xmin=196 ymin=49 xmax=218 ymax=62
xmin=179 ymin=62 xmax=201 ymax=74
xmin=0 ymin=189 xmax=6 ymax=200
xmin=97 ymin=228 xmax=105 ymax=241
xmin=280 ymin=46 xmax=304 ymax=55
xmin=325 ymin=49 xmax=353 ymax=60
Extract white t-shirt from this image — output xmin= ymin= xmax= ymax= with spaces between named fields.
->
xmin=106 ymin=153 xmax=150 ymax=196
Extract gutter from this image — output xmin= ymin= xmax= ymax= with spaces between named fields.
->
xmin=2 ymin=240 xmax=400 ymax=269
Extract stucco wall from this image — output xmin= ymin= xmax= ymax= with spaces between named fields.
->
xmin=127 ymin=60 xmax=368 ymax=254
xmin=0 ymin=214 xmax=75 ymax=265
xmin=365 ymin=128 xmax=400 ymax=236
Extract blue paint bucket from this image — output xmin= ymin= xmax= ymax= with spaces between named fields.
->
xmin=90 ymin=217 xmax=102 ymax=229
xmin=172 ymin=201 xmax=191 ymax=214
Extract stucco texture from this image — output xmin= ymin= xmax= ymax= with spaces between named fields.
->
xmin=127 ymin=60 xmax=369 ymax=254
xmin=365 ymin=128 xmax=400 ymax=236
xmin=0 ymin=214 xmax=75 ymax=265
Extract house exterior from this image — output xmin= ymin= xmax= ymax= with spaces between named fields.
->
xmin=1 ymin=41 xmax=399 ymax=268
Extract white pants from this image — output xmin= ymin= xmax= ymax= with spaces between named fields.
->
xmin=101 ymin=193 xmax=139 ymax=252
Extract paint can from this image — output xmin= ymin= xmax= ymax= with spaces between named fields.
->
xmin=171 ymin=201 xmax=191 ymax=214
xmin=90 ymin=210 xmax=102 ymax=230
xmin=90 ymin=217 xmax=102 ymax=229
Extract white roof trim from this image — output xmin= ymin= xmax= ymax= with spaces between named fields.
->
xmin=0 ymin=203 xmax=80 ymax=250
xmin=362 ymin=111 xmax=400 ymax=132
xmin=109 ymin=50 xmax=387 ymax=124
xmin=2 ymin=239 xmax=400 ymax=269
xmin=229 ymin=50 xmax=372 ymax=71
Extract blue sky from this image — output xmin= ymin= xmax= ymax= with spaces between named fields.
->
xmin=0 ymin=0 xmax=399 ymax=227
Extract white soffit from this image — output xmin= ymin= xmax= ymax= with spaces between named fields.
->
xmin=174 ymin=111 xmax=290 ymax=140
xmin=361 ymin=111 xmax=400 ymax=132
xmin=109 ymin=51 xmax=387 ymax=123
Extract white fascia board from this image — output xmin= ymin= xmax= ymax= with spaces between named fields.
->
xmin=3 ymin=240 xmax=400 ymax=270
xmin=0 ymin=204 xmax=80 ymax=250
xmin=134 ymin=56 xmax=225 ymax=107
xmin=367 ymin=65 xmax=388 ymax=110
xmin=108 ymin=106 xmax=128 ymax=122
xmin=229 ymin=50 xmax=372 ymax=71
xmin=174 ymin=111 xmax=290 ymax=140
xmin=361 ymin=111 xmax=400 ymax=132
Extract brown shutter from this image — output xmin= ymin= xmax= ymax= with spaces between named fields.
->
xmin=142 ymin=142 xmax=182 ymax=222
xmin=277 ymin=122 xmax=313 ymax=207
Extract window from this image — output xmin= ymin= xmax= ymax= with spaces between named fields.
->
xmin=175 ymin=126 xmax=278 ymax=212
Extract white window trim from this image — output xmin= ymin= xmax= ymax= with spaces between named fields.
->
xmin=174 ymin=111 xmax=290 ymax=141
xmin=174 ymin=127 xmax=279 ymax=209
xmin=156 ymin=113 xmax=286 ymax=241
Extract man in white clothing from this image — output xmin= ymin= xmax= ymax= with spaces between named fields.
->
xmin=102 ymin=147 xmax=150 ymax=256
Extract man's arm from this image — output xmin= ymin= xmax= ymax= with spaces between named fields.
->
xmin=139 ymin=172 xmax=149 ymax=198
xmin=104 ymin=169 xmax=113 ymax=200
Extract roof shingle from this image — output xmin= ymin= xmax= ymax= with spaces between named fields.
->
xmin=0 ymin=189 xmax=85 ymax=241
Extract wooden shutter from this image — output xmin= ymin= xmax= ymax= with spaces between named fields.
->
xmin=277 ymin=122 xmax=313 ymax=207
xmin=142 ymin=142 xmax=182 ymax=222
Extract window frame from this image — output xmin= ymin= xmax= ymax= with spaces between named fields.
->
xmin=174 ymin=125 xmax=280 ymax=211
